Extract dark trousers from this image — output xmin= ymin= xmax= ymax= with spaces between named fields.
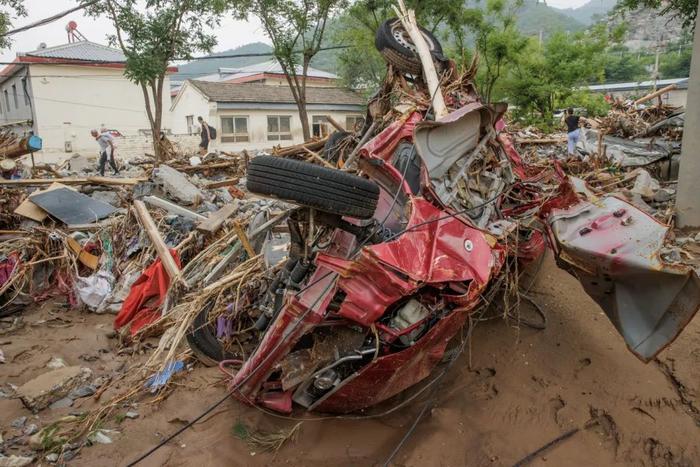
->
xmin=99 ymin=150 xmax=119 ymax=176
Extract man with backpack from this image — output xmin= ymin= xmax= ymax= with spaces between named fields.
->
xmin=198 ymin=116 xmax=216 ymax=155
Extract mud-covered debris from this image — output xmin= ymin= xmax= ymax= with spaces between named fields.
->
xmin=17 ymin=366 xmax=92 ymax=411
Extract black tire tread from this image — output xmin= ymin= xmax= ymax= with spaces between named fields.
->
xmin=247 ymin=156 xmax=379 ymax=219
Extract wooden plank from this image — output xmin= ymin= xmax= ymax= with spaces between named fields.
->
xmin=303 ymin=147 xmax=336 ymax=168
xmin=66 ymin=236 xmax=99 ymax=270
xmin=0 ymin=177 xmax=146 ymax=186
xmin=204 ymin=178 xmax=239 ymax=189
xmin=133 ymin=200 xmax=184 ymax=285
xmin=196 ymin=202 xmax=238 ymax=233
xmin=325 ymin=116 xmax=345 ymax=132
xmin=514 ymin=137 xmax=566 ymax=145
xmin=232 ymin=221 xmax=257 ymax=258
xmin=142 ymin=196 xmax=207 ymax=221
xmin=174 ymin=161 xmax=238 ymax=173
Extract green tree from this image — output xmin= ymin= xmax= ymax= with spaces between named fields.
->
xmin=0 ymin=0 xmax=26 ymax=49
xmin=471 ymin=0 xmax=527 ymax=103
xmin=235 ymin=0 xmax=348 ymax=141
xmin=504 ymin=25 xmax=609 ymax=120
xmin=89 ymin=0 xmax=226 ymax=163
xmin=604 ymin=46 xmax=648 ymax=82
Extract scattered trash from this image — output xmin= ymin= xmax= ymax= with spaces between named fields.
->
xmin=144 ymin=360 xmax=185 ymax=393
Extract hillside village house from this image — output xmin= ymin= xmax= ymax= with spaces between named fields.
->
xmin=587 ymin=77 xmax=689 ymax=107
xmin=0 ymin=40 xmax=173 ymax=159
xmin=170 ymin=80 xmax=365 ymax=152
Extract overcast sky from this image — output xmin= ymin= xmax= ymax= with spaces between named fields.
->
xmin=1 ymin=0 xmax=591 ymax=63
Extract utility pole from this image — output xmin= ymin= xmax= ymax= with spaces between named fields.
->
xmin=675 ymin=1 xmax=700 ymax=227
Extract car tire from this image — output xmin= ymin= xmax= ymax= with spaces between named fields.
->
xmin=375 ymin=18 xmax=445 ymax=75
xmin=247 ymin=156 xmax=379 ymax=219
xmin=186 ymin=301 xmax=232 ymax=367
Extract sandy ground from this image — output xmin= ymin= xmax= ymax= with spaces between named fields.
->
xmin=1 ymin=253 xmax=699 ymax=467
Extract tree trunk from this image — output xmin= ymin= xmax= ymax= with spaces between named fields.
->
xmin=298 ymin=98 xmax=310 ymax=141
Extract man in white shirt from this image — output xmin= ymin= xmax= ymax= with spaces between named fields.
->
xmin=91 ymin=129 xmax=119 ymax=176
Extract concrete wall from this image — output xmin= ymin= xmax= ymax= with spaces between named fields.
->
xmin=0 ymin=71 xmax=34 ymax=126
xmin=28 ymin=64 xmax=173 ymax=155
xmin=21 ymin=133 xmax=200 ymax=165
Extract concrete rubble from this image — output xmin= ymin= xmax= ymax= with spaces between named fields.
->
xmin=16 ymin=366 xmax=93 ymax=411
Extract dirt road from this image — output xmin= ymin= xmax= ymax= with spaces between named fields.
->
xmin=2 ymin=254 xmax=699 ymax=466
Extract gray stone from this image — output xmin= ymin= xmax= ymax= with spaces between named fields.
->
xmin=45 ymin=454 xmax=59 ymax=463
xmin=153 ymin=165 xmax=203 ymax=205
xmin=124 ymin=411 xmax=139 ymax=419
xmin=46 ymin=357 xmax=67 ymax=370
xmin=49 ymin=397 xmax=74 ymax=409
xmin=22 ymin=424 xmax=38 ymax=436
xmin=0 ymin=455 xmax=34 ymax=467
xmin=215 ymin=188 xmax=234 ymax=204
xmin=653 ymin=187 xmax=675 ymax=203
xmin=62 ymin=450 xmax=77 ymax=462
xmin=10 ymin=416 xmax=26 ymax=428
xmin=88 ymin=430 xmax=112 ymax=444
xmin=16 ymin=366 xmax=92 ymax=411
xmin=90 ymin=191 xmax=120 ymax=207
xmin=68 ymin=385 xmax=96 ymax=399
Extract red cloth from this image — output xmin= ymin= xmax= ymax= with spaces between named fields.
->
xmin=114 ymin=249 xmax=181 ymax=335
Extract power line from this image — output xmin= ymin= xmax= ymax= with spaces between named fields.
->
xmin=1 ymin=1 xmax=100 ymax=37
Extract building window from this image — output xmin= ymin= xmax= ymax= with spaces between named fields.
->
xmin=267 ymin=116 xmax=292 ymax=141
xmin=186 ymin=115 xmax=194 ymax=134
xmin=346 ymin=115 xmax=365 ymax=132
xmin=220 ymin=116 xmax=249 ymax=142
xmin=312 ymin=115 xmax=331 ymax=138
xmin=20 ymin=78 xmax=29 ymax=105
xmin=4 ymin=90 xmax=9 ymax=110
xmin=11 ymin=84 xmax=18 ymax=108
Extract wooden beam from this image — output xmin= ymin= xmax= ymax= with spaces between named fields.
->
xmin=143 ymin=196 xmax=207 ymax=221
xmin=634 ymin=84 xmax=678 ymax=106
xmin=232 ymin=221 xmax=256 ymax=258
xmin=303 ymin=147 xmax=336 ymax=169
xmin=204 ymin=178 xmax=239 ymax=189
xmin=393 ymin=0 xmax=448 ymax=119
xmin=133 ymin=200 xmax=184 ymax=286
xmin=325 ymin=116 xmax=345 ymax=132
xmin=0 ymin=177 xmax=146 ymax=186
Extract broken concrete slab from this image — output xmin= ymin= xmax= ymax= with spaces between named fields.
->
xmin=143 ymin=196 xmax=207 ymax=221
xmin=153 ymin=165 xmax=203 ymax=205
xmin=90 ymin=190 xmax=121 ymax=207
xmin=16 ymin=366 xmax=92 ymax=411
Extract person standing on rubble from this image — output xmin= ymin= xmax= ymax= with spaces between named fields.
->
xmin=198 ymin=116 xmax=211 ymax=155
xmin=564 ymin=108 xmax=582 ymax=157
xmin=91 ymin=129 xmax=119 ymax=176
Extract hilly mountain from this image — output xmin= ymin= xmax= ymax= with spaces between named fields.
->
xmin=174 ymin=42 xmax=273 ymax=80
xmin=516 ymin=0 xmax=585 ymax=36
xmin=556 ymin=0 xmax=618 ymax=25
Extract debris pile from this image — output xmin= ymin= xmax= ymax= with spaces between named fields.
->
xmin=2 ymin=4 xmax=699 ymax=465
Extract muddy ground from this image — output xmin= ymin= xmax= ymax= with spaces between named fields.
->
xmin=1 ymin=253 xmax=699 ymax=467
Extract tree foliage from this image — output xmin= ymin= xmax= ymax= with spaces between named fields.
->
xmin=235 ymin=0 xmax=348 ymax=140
xmin=89 ymin=0 xmax=226 ymax=162
xmin=0 ymin=0 xmax=26 ymax=49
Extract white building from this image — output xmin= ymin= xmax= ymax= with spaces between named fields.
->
xmin=587 ymin=78 xmax=689 ymax=108
xmin=0 ymin=40 xmax=174 ymax=158
xmin=170 ymin=80 xmax=365 ymax=152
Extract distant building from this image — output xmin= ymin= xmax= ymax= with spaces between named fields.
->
xmin=170 ymin=80 xmax=365 ymax=152
xmin=0 ymin=40 xmax=175 ymax=157
xmin=587 ymin=78 xmax=688 ymax=107
xmin=170 ymin=59 xmax=339 ymax=98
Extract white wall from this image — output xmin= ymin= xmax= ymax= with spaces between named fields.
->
xmin=28 ymin=64 xmax=172 ymax=155
xmin=210 ymin=108 xmax=364 ymax=153
xmin=169 ymin=82 xmax=213 ymax=135
xmin=0 ymin=71 xmax=34 ymax=125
